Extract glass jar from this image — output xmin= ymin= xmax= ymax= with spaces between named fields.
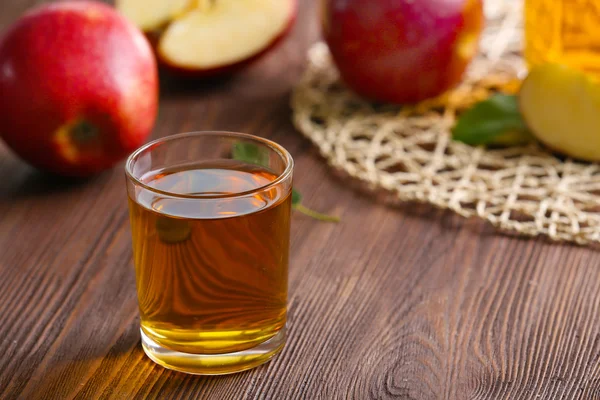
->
xmin=525 ymin=0 xmax=600 ymax=75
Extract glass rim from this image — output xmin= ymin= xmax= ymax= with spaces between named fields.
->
xmin=125 ymin=131 xmax=294 ymax=200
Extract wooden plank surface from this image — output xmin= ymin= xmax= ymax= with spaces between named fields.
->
xmin=2 ymin=1 xmax=600 ymax=399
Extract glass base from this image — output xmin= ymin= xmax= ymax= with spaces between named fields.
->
xmin=140 ymin=327 xmax=286 ymax=375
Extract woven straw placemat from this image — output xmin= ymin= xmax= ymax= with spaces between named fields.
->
xmin=291 ymin=1 xmax=600 ymax=245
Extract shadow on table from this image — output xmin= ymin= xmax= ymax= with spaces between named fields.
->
xmin=18 ymin=322 xmax=262 ymax=399
xmin=158 ymin=69 xmax=237 ymax=99
xmin=322 ymin=164 xmax=591 ymax=247
xmin=2 ymin=166 xmax=110 ymax=201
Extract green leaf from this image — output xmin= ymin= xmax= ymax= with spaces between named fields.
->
xmin=487 ymin=129 xmax=534 ymax=146
xmin=156 ymin=217 xmax=191 ymax=244
xmin=232 ymin=141 xmax=340 ymax=223
xmin=232 ymin=142 xmax=270 ymax=167
xmin=452 ymin=94 xmax=532 ymax=146
xmin=291 ymin=189 xmax=302 ymax=205
xmin=290 ymin=188 xmax=339 ymax=222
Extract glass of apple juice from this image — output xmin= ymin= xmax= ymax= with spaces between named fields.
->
xmin=125 ymin=131 xmax=293 ymax=375
xmin=525 ymin=0 xmax=600 ymax=74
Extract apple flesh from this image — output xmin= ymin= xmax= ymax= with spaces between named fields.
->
xmin=520 ymin=64 xmax=600 ymax=162
xmin=116 ymin=0 xmax=192 ymax=32
xmin=0 ymin=1 xmax=158 ymax=177
xmin=322 ymin=0 xmax=484 ymax=104
xmin=117 ymin=0 xmax=296 ymax=76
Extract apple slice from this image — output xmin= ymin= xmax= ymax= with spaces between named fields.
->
xmin=157 ymin=0 xmax=296 ymax=74
xmin=520 ymin=63 xmax=600 ymax=161
xmin=116 ymin=0 xmax=192 ymax=31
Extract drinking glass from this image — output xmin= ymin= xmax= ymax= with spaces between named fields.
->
xmin=125 ymin=131 xmax=293 ymax=375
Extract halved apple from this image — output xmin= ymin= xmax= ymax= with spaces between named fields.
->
xmin=520 ymin=63 xmax=600 ymax=161
xmin=117 ymin=0 xmax=296 ymax=76
xmin=116 ymin=0 xmax=192 ymax=32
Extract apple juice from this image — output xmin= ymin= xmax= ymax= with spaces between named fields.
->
xmin=128 ymin=160 xmax=291 ymax=355
xmin=525 ymin=0 xmax=600 ymax=76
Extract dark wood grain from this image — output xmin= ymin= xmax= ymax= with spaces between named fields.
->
xmin=2 ymin=1 xmax=600 ymax=399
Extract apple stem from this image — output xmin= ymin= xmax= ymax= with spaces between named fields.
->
xmin=293 ymin=204 xmax=341 ymax=223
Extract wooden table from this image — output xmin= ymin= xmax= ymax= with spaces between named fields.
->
xmin=2 ymin=1 xmax=600 ymax=399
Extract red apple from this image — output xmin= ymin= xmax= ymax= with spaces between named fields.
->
xmin=116 ymin=0 xmax=296 ymax=77
xmin=322 ymin=0 xmax=484 ymax=104
xmin=0 ymin=1 xmax=158 ymax=177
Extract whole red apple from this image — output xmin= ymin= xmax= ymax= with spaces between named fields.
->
xmin=117 ymin=0 xmax=297 ymax=77
xmin=0 ymin=1 xmax=158 ymax=176
xmin=322 ymin=0 xmax=484 ymax=104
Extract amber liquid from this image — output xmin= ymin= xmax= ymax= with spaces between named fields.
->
xmin=128 ymin=160 xmax=291 ymax=355
xmin=525 ymin=0 xmax=600 ymax=76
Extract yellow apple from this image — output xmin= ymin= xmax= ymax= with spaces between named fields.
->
xmin=520 ymin=64 xmax=600 ymax=161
